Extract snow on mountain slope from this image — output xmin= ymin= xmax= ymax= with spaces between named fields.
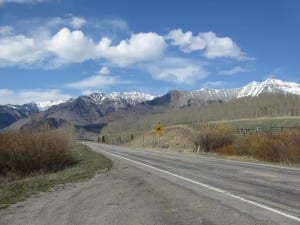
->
xmin=87 ymin=91 xmax=155 ymax=105
xmin=196 ymin=79 xmax=300 ymax=101
xmin=237 ymin=79 xmax=300 ymax=98
xmin=4 ymin=79 xmax=299 ymax=113
xmin=194 ymin=88 xmax=240 ymax=101
xmin=35 ymin=99 xmax=69 ymax=111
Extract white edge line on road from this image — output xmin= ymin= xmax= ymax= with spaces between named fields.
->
xmin=100 ymin=148 xmax=300 ymax=223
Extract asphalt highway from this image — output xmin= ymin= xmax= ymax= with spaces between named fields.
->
xmin=88 ymin=142 xmax=300 ymax=225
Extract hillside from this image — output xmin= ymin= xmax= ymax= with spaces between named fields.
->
xmin=0 ymin=103 xmax=39 ymax=129
xmin=4 ymin=79 xmax=300 ymax=134
xmin=100 ymin=93 xmax=300 ymax=142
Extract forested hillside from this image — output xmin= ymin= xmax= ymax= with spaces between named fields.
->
xmin=100 ymin=94 xmax=300 ymax=138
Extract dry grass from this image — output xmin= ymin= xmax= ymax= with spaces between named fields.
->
xmin=195 ymin=125 xmax=237 ymax=152
xmin=127 ymin=125 xmax=197 ymax=152
xmin=0 ymin=130 xmax=75 ymax=176
xmin=195 ymin=126 xmax=300 ymax=164
xmin=236 ymin=131 xmax=300 ymax=164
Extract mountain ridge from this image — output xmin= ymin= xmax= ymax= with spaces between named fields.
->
xmin=2 ymin=79 xmax=300 ymax=131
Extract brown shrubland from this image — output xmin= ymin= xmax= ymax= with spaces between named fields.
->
xmin=0 ymin=130 xmax=75 ymax=175
xmin=195 ymin=126 xmax=300 ymax=164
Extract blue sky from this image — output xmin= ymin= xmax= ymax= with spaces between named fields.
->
xmin=0 ymin=0 xmax=299 ymax=104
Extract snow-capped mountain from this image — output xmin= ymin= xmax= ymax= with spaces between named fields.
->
xmin=2 ymin=79 xmax=300 ymax=131
xmin=195 ymin=79 xmax=300 ymax=101
xmin=86 ymin=91 xmax=155 ymax=105
xmin=0 ymin=103 xmax=39 ymax=129
xmin=237 ymin=79 xmax=300 ymax=98
xmin=35 ymin=99 xmax=69 ymax=111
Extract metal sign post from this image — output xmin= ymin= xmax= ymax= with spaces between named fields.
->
xmin=154 ymin=122 xmax=162 ymax=147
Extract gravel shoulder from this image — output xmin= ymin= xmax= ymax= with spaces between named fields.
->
xmin=0 ymin=154 xmax=278 ymax=225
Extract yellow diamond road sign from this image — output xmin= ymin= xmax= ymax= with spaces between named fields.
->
xmin=155 ymin=122 xmax=162 ymax=137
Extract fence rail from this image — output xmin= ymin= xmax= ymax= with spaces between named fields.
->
xmin=236 ymin=126 xmax=300 ymax=135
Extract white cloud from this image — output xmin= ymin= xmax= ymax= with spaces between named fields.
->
xmin=47 ymin=27 xmax=97 ymax=63
xmin=219 ymin=66 xmax=248 ymax=75
xmin=0 ymin=0 xmax=45 ymax=6
xmin=165 ymin=29 xmax=206 ymax=53
xmin=67 ymin=74 xmax=121 ymax=90
xmin=97 ymin=32 xmax=166 ymax=67
xmin=147 ymin=57 xmax=208 ymax=84
xmin=202 ymin=32 xmax=247 ymax=60
xmin=166 ymin=29 xmax=249 ymax=60
xmin=97 ymin=66 xmax=110 ymax=75
xmin=0 ymin=34 xmax=46 ymax=66
xmin=70 ymin=16 xmax=86 ymax=29
xmin=0 ymin=24 xmax=166 ymax=67
xmin=0 ymin=89 xmax=71 ymax=105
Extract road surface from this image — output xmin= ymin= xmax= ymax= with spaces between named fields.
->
xmin=1 ymin=142 xmax=299 ymax=225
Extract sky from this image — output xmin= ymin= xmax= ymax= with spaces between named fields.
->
xmin=0 ymin=0 xmax=300 ymax=104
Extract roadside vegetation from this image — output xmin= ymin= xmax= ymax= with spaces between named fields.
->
xmin=195 ymin=125 xmax=300 ymax=165
xmin=99 ymin=94 xmax=300 ymax=141
xmin=0 ymin=130 xmax=75 ymax=175
xmin=0 ymin=130 xmax=112 ymax=209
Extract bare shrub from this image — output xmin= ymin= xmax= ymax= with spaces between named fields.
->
xmin=195 ymin=125 xmax=237 ymax=152
xmin=0 ymin=130 xmax=75 ymax=175
xmin=194 ymin=125 xmax=300 ymax=164
xmin=235 ymin=130 xmax=300 ymax=164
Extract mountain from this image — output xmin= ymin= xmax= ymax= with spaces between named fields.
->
xmin=0 ymin=103 xmax=39 ymax=129
xmin=4 ymin=91 xmax=155 ymax=132
xmin=194 ymin=79 xmax=300 ymax=101
xmin=145 ymin=79 xmax=300 ymax=109
xmin=35 ymin=99 xmax=69 ymax=111
xmin=237 ymin=79 xmax=300 ymax=98
xmin=3 ymin=79 xmax=300 ymax=132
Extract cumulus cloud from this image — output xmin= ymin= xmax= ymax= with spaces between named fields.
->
xmin=0 ymin=89 xmax=71 ymax=105
xmin=165 ymin=29 xmax=206 ymax=53
xmin=202 ymin=32 xmax=247 ymax=60
xmin=47 ymin=27 xmax=97 ymax=63
xmin=219 ymin=66 xmax=249 ymax=75
xmin=0 ymin=22 xmax=250 ymax=69
xmin=166 ymin=29 xmax=249 ymax=60
xmin=0 ymin=34 xmax=46 ymax=66
xmin=97 ymin=32 xmax=166 ymax=66
xmin=147 ymin=57 xmax=208 ymax=84
xmin=0 ymin=25 xmax=166 ymax=67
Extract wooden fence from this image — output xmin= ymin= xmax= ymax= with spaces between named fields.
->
xmin=236 ymin=126 xmax=299 ymax=135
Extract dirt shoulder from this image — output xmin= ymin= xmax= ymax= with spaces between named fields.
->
xmin=0 ymin=154 xmax=276 ymax=225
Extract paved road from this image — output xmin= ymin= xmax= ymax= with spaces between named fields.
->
xmin=88 ymin=142 xmax=300 ymax=225
xmin=1 ymin=142 xmax=299 ymax=225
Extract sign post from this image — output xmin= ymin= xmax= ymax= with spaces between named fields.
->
xmin=154 ymin=122 xmax=162 ymax=147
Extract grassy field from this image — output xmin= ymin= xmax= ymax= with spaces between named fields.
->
xmin=123 ymin=122 xmax=300 ymax=166
xmin=210 ymin=116 xmax=300 ymax=129
xmin=0 ymin=144 xmax=112 ymax=209
xmin=127 ymin=125 xmax=198 ymax=153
